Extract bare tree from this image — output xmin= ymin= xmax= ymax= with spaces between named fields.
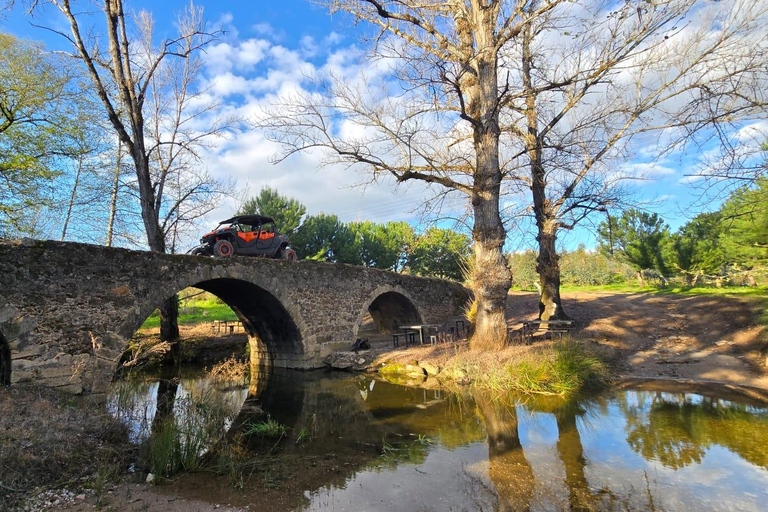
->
xmin=36 ymin=0 xmax=237 ymax=339
xmin=258 ymin=0 xmax=768 ymax=336
xmin=258 ymin=0 xmax=552 ymax=349
xmin=497 ymin=0 xmax=768 ymax=319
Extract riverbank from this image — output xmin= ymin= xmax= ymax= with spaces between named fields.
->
xmin=365 ymin=290 xmax=768 ymax=393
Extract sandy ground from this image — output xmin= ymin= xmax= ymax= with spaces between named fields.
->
xmin=504 ymin=291 xmax=768 ymax=390
xmin=53 ymin=290 xmax=768 ymax=512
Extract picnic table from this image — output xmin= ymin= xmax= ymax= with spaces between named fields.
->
xmin=211 ymin=320 xmax=244 ymax=335
xmin=393 ymin=324 xmax=438 ymax=347
xmin=519 ymin=319 xmax=574 ymax=343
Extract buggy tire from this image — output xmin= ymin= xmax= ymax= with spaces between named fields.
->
xmin=214 ymin=239 xmax=235 ymax=258
xmin=280 ymin=248 xmax=297 ymax=261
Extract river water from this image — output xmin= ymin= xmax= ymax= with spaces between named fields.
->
xmin=109 ymin=368 xmax=768 ymax=511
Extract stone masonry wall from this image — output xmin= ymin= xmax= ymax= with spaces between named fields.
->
xmin=0 ymin=239 xmax=469 ymax=393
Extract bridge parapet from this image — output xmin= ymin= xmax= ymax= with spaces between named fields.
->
xmin=0 ymin=239 xmax=469 ymax=393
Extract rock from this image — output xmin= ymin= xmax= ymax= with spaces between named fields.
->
xmin=418 ymin=361 xmax=441 ymax=376
xmin=76 ymin=494 xmax=86 ymax=501
xmin=146 ymin=473 xmax=155 ymax=484
xmin=439 ymin=367 xmax=469 ymax=385
xmin=404 ymin=364 xmax=427 ymax=377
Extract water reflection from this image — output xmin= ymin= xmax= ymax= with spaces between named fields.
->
xmin=109 ymin=370 xmax=768 ymax=511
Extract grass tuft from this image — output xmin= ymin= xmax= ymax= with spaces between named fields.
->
xmin=242 ymin=418 xmax=287 ymax=438
xmin=507 ymin=342 xmax=608 ymax=396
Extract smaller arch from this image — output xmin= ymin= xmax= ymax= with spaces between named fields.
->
xmin=355 ymin=286 xmax=423 ymax=336
xmin=0 ymin=330 xmax=10 ymax=386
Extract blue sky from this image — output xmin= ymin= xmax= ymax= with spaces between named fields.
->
xmin=1 ymin=0 xmax=764 ymax=251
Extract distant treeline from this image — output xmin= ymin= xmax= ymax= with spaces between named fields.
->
xmin=511 ymin=179 xmax=768 ymax=289
xmin=240 ymin=187 xmax=472 ymax=280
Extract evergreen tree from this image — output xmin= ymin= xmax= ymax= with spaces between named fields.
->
xmin=597 ymin=209 xmax=670 ymax=287
xmin=239 ymin=186 xmax=306 ymax=235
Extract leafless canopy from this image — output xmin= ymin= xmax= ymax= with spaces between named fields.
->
xmin=38 ymin=0 xmax=238 ymax=252
xmin=256 ymin=0 xmax=768 ymax=322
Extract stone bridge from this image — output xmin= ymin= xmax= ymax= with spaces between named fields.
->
xmin=0 ymin=239 xmax=468 ymax=393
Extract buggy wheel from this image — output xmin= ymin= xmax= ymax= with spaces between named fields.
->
xmin=280 ymin=248 xmax=297 ymax=261
xmin=214 ymin=239 xmax=234 ymax=258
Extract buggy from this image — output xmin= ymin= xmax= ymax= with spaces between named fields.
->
xmin=190 ymin=215 xmax=297 ymax=260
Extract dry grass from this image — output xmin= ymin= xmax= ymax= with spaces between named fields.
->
xmin=373 ymin=338 xmax=609 ymax=397
xmin=0 ymin=386 xmax=133 ymax=510
xmin=209 ymin=357 xmax=249 ymax=381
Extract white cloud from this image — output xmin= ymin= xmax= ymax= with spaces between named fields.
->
xmin=678 ymin=174 xmax=705 ymax=185
xmin=325 ymin=32 xmax=343 ymax=45
xmin=199 ymin=126 xmax=437 ymax=231
xmin=300 ymin=35 xmax=318 ymax=58
xmin=252 ymin=22 xmax=276 ymax=37
xmin=208 ymin=72 xmax=251 ymax=97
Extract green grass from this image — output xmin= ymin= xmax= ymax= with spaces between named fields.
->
xmin=377 ymin=341 xmax=609 ymax=397
xmin=652 ymin=285 xmax=768 ymax=298
xmin=140 ymin=386 xmax=238 ymax=479
xmin=140 ymin=290 xmax=238 ymax=329
xmin=242 ymin=418 xmax=288 ymax=438
xmin=505 ymin=342 xmax=609 ymax=396
xmin=559 ymin=283 xmax=647 ymax=293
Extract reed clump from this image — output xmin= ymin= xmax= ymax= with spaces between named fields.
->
xmin=375 ymin=339 xmax=609 ymax=397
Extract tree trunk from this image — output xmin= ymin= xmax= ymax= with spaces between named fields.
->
xmin=556 ymin=407 xmax=591 ymax=511
xmin=151 ymin=377 xmax=179 ymax=435
xmin=0 ymin=331 xmax=11 ymax=386
xmin=61 ymin=155 xmax=84 ymax=241
xmin=132 ymin=149 xmax=179 ymax=342
xmin=636 ymin=270 xmax=645 ymax=288
xmin=470 ymin=158 xmax=511 ymax=348
xmin=524 ymin=23 xmax=567 ymax=323
xmin=463 ymin=4 xmax=511 ymax=350
xmin=160 ymin=295 xmax=180 ymax=344
xmin=475 ymin=394 xmax=534 ymax=512
xmin=537 ymin=227 xmax=568 ymax=320
xmin=105 ymin=143 xmax=122 ymax=247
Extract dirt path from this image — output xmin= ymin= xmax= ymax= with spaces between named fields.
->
xmin=506 ymin=291 xmax=768 ymax=390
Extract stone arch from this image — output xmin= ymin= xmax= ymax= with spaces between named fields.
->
xmin=127 ymin=276 xmax=305 ymax=368
xmin=0 ymin=329 xmax=10 ymax=386
xmin=194 ymin=278 xmax=303 ymax=361
xmin=354 ymin=285 xmax=423 ymax=336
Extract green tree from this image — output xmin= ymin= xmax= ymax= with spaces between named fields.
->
xmin=717 ymin=179 xmax=768 ymax=284
xmin=348 ymin=220 xmax=413 ymax=271
xmin=670 ymin=212 xmax=726 ymax=286
xmin=238 ymin=186 xmax=306 ymax=235
xmin=597 ymin=209 xmax=670 ymax=287
xmin=291 ymin=214 xmax=358 ymax=263
xmin=508 ymin=250 xmax=539 ymax=290
xmin=0 ymin=33 xmax=95 ymax=235
xmin=560 ymin=245 xmax=634 ymax=287
xmin=409 ymin=227 xmax=471 ymax=281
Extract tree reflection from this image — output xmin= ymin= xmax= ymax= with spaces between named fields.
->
xmin=554 ymin=401 xmax=592 ymax=511
xmin=151 ymin=377 xmax=179 ymax=434
xmin=475 ymin=395 xmax=534 ymax=512
xmin=624 ymin=392 xmax=768 ymax=471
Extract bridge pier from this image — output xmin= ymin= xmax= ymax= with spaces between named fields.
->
xmin=0 ymin=240 xmax=469 ymax=393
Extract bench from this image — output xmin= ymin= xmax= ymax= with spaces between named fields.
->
xmin=392 ymin=330 xmax=419 ymax=348
xmin=519 ymin=319 xmax=574 ymax=344
xmin=211 ymin=320 xmax=244 ymax=335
